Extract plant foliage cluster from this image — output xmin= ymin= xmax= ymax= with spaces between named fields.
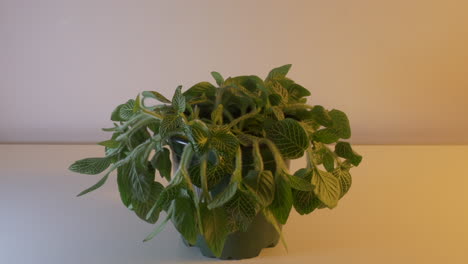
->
xmin=69 ymin=64 xmax=362 ymax=257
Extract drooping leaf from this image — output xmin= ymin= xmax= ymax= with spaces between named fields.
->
xmin=172 ymin=85 xmax=186 ymax=114
xmin=171 ymin=195 xmax=198 ymax=244
xmin=334 ymin=141 xmax=362 ymax=166
xmin=69 ymin=157 xmax=111 ymax=175
xmin=151 ymin=148 xmax=172 ymax=181
xmin=311 ymin=169 xmax=340 ymax=209
xmin=98 ymin=139 xmax=120 ymax=149
xmin=322 ymin=152 xmax=335 ymax=172
xmin=150 ymin=183 xmax=182 ymax=216
xmin=329 ymin=109 xmax=351 ymax=139
xmin=208 ymin=182 xmax=238 ymax=209
xmin=266 ymin=118 xmax=309 ymax=159
xmin=117 ymin=164 xmax=132 ymax=206
xmin=291 ymin=168 xmax=320 ymax=215
xmin=244 ymin=170 xmax=275 ymax=207
xmin=262 ymin=208 xmax=288 ymax=251
xmin=288 ymin=173 xmax=314 ymax=192
xmin=129 ymin=163 xmax=152 ymax=202
xmin=269 ymin=176 xmax=293 ymax=225
xmin=310 ymin=105 xmax=333 ymax=127
xmin=313 ymin=128 xmax=340 ymax=144
xmin=224 ymin=190 xmax=257 ymax=232
xmin=333 ymin=168 xmax=352 ymax=198
xmin=76 ymin=174 xmax=109 ymax=197
xmin=142 ymin=91 xmax=172 ymax=104
xmin=211 ymin=71 xmax=224 ymax=86
xmin=201 ymin=205 xmax=229 ymax=257
xmin=143 ymin=205 xmax=173 ymax=242
xmin=133 ymin=182 xmax=164 ymax=224
xmin=266 ymin=64 xmax=292 ymax=81
xmin=292 ymin=189 xmax=321 ymax=215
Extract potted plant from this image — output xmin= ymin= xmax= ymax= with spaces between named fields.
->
xmin=69 ymin=64 xmax=362 ymax=259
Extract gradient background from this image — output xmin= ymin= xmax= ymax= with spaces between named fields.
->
xmin=2 ymin=0 xmax=468 ymax=145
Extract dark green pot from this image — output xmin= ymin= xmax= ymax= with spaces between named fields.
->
xmin=183 ymin=213 xmax=280 ymax=260
xmin=169 ymin=137 xmax=285 ymax=260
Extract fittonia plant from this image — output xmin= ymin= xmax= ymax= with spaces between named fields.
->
xmin=69 ymin=64 xmax=362 ymax=257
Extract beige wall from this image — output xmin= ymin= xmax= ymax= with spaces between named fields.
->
xmin=1 ymin=0 xmax=467 ymax=144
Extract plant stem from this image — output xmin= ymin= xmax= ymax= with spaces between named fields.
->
xmin=199 ymin=154 xmax=211 ymax=202
xmin=227 ymin=107 xmax=259 ymax=129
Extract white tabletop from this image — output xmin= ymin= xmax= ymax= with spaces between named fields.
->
xmin=1 ymin=144 xmax=467 ymax=264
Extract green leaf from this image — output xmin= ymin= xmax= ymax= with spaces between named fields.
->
xmin=288 ymin=173 xmax=314 ymax=192
xmin=129 ymin=163 xmax=152 ymax=202
xmin=266 ymin=64 xmax=292 ymax=81
xmin=271 ymin=82 xmax=289 ymax=104
xmin=201 ymin=205 xmax=229 ymax=257
xmin=208 ymin=182 xmax=238 ymax=209
xmin=117 ymin=164 xmax=132 ymax=206
xmin=266 ymin=118 xmax=309 ymax=159
xmin=143 ymin=206 xmax=173 ymax=242
xmin=149 ymin=183 xmax=181 ymax=216
xmin=291 ymin=169 xmax=320 ymax=214
xmin=133 ymin=182 xmax=164 ymax=223
xmin=335 ymin=141 xmax=362 ymax=166
xmin=310 ymin=105 xmax=333 ymax=127
xmin=189 ymin=120 xmax=210 ymax=153
xmin=224 ymin=190 xmax=257 ymax=232
xmin=76 ymin=174 xmax=109 ymax=197
xmin=133 ymin=94 xmax=141 ymax=113
xmin=329 ymin=109 xmax=351 ymax=139
xmin=292 ymin=189 xmax=321 ymax=215
xmin=98 ymin=139 xmax=119 ymax=148
xmin=311 ymin=169 xmax=340 ymax=209
xmin=268 ymin=94 xmax=282 ymax=106
xmin=210 ymin=127 xmax=239 ymax=158
xmin=244 ymin=170 xmax=275 ymax=207
xmin=269 ymin=176 xmax=293 ymax=225
xmin=172 ymin=195 xmax=198 ymax=244
xmin=322 ymin=152 xmax=335 ymax=172
xmin=160 ymin=114 xmax=183 ymax=138
xmin=262 ymin=208 xmax=288 ymax=251
xmin=172 ymin=85 xmax=186 ymax=114
xmin=189 ymin=160 xmax=233 ymax=190
xmin=147 ymin=120 xmax=161 ymax=134
xmin=333 ymin=168 xmax=352 ymax=198
xmin=314 ymin=128 xmax=340 ymax=144
xmin=151 ymin=148 xmax=172 ymax=181
xmin=211 ymin=71 xmax=224 ymax=86
xmin=183 ymin=82 xmax=216 ymax=100
xmin=110 ymin=104 xmax=125 ymax=121
xmin=287 ymin=83 xmax=310 ymax=101
xmin=142 ymin=91 xmax=171 ymax=104
xmin=69 ymin=157 xmax=111 ymax=175
xmin=119 ymin=99 xmax=136 ymax=121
